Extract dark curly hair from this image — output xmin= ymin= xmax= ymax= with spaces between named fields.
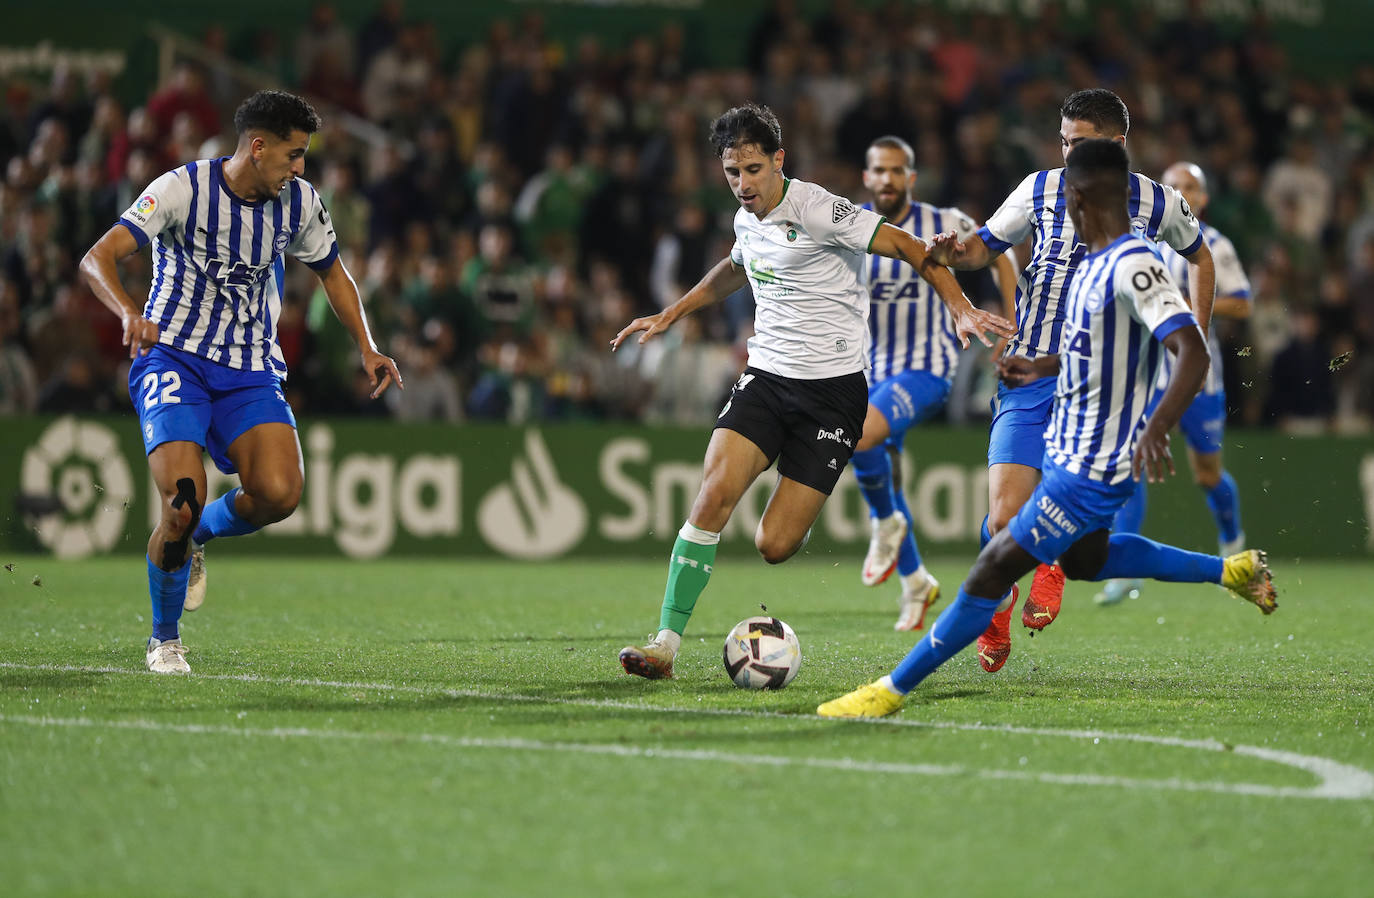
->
xmin=1060 ymin=88 xmax=1129 ymax=138
xmin=709 ymin=103 xmax=782 ymax=158
xmin=1065 ymin=138 xmax=1130 ymax=194
xmin=233 ymin=90 xmax=322 ymax=140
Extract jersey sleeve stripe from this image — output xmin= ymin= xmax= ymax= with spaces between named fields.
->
xmin=976 ymin=225 xmax=1012 ymax=253
xmin=1146 ymin=182 xmax=1165 ymax=236
xmin=305 ymin=244 xmax=339 ymax=272
xmin=118 ymin=218 xmax=150 ymax=248
xmin=865 ymin=217 xmax=887 ymax=253
xmin=1179 ymin=231 xmax=1204 ymax=256
xmin=1152 ymin=311 xmax=1197 ymax=342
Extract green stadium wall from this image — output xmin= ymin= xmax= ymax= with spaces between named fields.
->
xmin=5 ymin=0 xmax=1372 ymax=102
xmin=3 ymin=415 xmax=1371 ymax=561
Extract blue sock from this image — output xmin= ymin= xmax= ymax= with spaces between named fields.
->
xmin=1206 ymin=471 xmax=1242 ymax=544
xmin=890 ymin=588 xmax=1003 ymax=693
xmin=851 ymin=446 xmax=895 ymax=519
xmin=1113 ymin=478 xmax=1147 ymax=535
xmin=1093 ymin=533 xmax=1224 ymax=583
xmin=892 ymin=486 xmax=922 ymax=576
xmin=191 ymin=488 xmax=257 ymax=545
xmin=980 ymin=515 xmax=991 ymax=549
xmin=148 ymin=555 xmax=191 ymax=641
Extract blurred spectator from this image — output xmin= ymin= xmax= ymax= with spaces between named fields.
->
xmin=1262 ymin=134 xmax=1332 ymax=244
xmin=296 ymin=3 xmax=356 ymax=86
xmin=1264 ymin=306 xmax=1334 ymax=432
xmin=387 ymin=319 xmax=463 ymax=422
xmin=146 ymin=62 xmax=221 ymax=146
xmin=0 ymin=280 xmax=37 ymax=413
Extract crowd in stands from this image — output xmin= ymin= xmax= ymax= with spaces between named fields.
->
xmin=2 ymin=0 xmax=1373 ymax=433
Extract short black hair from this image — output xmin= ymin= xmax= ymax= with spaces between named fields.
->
xmin=1064 ymin=138 xmax=1130 ymax=199
xmin=1060 ymin=88 xmax=1129 ymax=138
xmin=709 ymin=103 xmax=782 ymax=158
xmin=867 ymin=135 xmax=915 ymax=168
xmin=233 ymin=90 xmax=322 ymax=141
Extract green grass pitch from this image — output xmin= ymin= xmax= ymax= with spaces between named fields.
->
xmin=2 ymin=553 xmax=1372 ymax=896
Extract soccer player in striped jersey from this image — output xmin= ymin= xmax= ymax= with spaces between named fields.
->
xmin=853 ymin=135 xmax=1018 ymax=631
xmin=1097 ymin=161 xmax=1252 ymax=605
xmin=818 ymin=139 xmax=1275 ymax=719
xmin=80 ymin=91 xmax=402 ymax=674
xmin=613 ymin=104 xmax=1013 ymax=680
xmin=925 ymin=89 xmax=1217 ymax=673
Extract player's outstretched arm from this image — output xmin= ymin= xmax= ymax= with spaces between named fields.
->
xmin=926 ymin=228 xmax=995 ymax=270
xmin=870 ymin=224 xmax=1014 ymax=349
xmin=317 ymin=257 xmax=403 ymax=399
xmin=610 ymin=256 xmax=747 ymax=351
xmin=990 ymin=251 xmax=1020 ymax=358
xmin=1133 ymin=326 xmax=1208 ymax=483
xmin=80 ymin=225 xmax=158 ymax=359
xmin=1182 ymin=239 xmax=1215 ymax=336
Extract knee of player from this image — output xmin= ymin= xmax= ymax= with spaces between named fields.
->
xmin=1192 ymin=466 xmax=1221 ymax=490
xmin=248 ymin=473 xmax=303 ymax=521
xmin=1058 ymin=555 xmax=1097 ymax=581
xmin=753 ymin=530 xmax=797 ymax=565
xmin=986 ymin=511 xmax=1013 ymax=536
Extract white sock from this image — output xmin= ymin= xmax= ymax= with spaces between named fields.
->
xmin=900 ymin=565 xmax=931 ymax=592
xmin=653 ymin=630 xmax=682 ymax=655
xmin=678 ymin=522 xmax=720 ymax=546
xmin=878 ymin=674 xmax=906 ymax=696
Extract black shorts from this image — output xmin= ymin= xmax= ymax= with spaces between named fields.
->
xmin=715 ymin=366 xmax=868 ymax=495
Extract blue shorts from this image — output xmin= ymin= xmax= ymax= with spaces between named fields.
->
xmin=987 ymin=376 xmax=1056 ymax=468
xmin=129 ymin=345 xmax=295 ymax=475
xmin=1147 ymin=389 xmax=1224 ymax=455
xmin=1007 ymin=457 xmax=1138 ymax=564
xmin=869 ymin=370 xmax=951 ymax=449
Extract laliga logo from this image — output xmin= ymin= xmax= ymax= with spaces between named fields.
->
xmin=20 ymin=417 xmax=134 ymax=558
xmin=477 ymin=430 xmax=588 ymax=559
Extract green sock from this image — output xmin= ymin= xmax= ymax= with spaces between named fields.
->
xmin=658 ymin=535 xmax=717 ymax=635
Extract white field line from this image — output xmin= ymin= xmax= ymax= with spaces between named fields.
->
xmin=2 ymin=662 xmax=1371 ymax=801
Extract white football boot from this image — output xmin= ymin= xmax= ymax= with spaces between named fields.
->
xmin=145 ymin=637 xmax=191 ymax=674
xmin=183 ymin=542 xmax=207 ymax=612
xmin=861 ymin=513 xmax=907 ymax=586
xmin=894 ymin=566 xmax=941 ymax=631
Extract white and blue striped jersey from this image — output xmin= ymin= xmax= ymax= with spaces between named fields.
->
xmin=118 ymin=157 xmax=339 ymax=378
xmin=860 ymin=200 xmax=976 ymax=383
xmin=978 ymin=169 xmax=1203 ymax=361
xmin=1156 ymin=223 xmax=1250 ymax=396
xmin=1047 ymin=234 xmax=1198 ymax=484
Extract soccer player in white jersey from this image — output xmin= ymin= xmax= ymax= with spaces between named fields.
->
xmin=1097 ymin=161 xmax=1252 ymax=604
xmin=853 ymin=135 xmax=1018 ymax=630
xmin=818 ymin=139 xmax=1275 ymax=719
xmin=613 ymin=104 xmax=1013 ymax=679
xmin=926 ymin=89 xmax=1217 ymax=673
xmin=79 ymin=91 xmax=402 ymax=673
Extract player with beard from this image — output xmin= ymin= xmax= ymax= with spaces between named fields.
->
xmin=853 ymin=135 xmax=1018 ymax=631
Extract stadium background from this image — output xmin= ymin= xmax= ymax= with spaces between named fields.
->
xmin=2 ymin=0 xmax=1373 ymax=561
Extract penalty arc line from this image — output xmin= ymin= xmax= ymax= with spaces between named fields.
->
xmin=1 ymin=662 xmax=1371 ymax=800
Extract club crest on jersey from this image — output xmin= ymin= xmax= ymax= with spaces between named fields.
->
xmin=273 ymin=231 xmax=291 ymax=253
xmin=1130 ymin=215 xmax=1149 ymax=235
xmin=785 ymin=222 xmax=797 ymax=242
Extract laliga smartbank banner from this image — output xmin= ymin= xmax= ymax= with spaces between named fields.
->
xmin=3 ymin=415 xmax=1372 ymax=560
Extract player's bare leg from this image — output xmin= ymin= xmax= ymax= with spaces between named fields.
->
xmin=620 ymin=429 xmax=770 ymax=679
xmin=226 ymin=422 xmax=305 ymax=528
xmin=145 ymin=441 xmax=207 ymax=673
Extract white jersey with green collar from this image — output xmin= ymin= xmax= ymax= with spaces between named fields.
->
xmin=729 ymin=178 xmax=885 ymax=379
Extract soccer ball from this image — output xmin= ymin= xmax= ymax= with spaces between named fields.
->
xmin=722 ymin=616 xmax=801 ymax=689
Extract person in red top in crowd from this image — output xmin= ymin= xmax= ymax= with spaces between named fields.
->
xmin=146 ymin=61 xmax=221 ymax=144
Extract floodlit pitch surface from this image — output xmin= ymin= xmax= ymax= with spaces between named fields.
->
xmin=2 ymin=555 xmax=1370 ymax=896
